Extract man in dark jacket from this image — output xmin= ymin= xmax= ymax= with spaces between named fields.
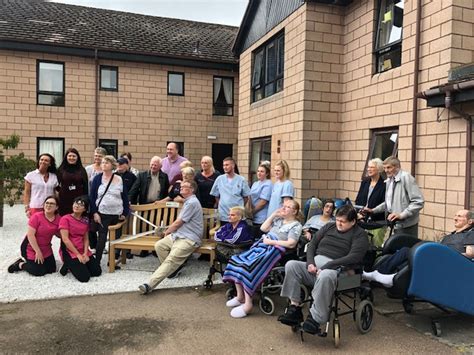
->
xmin=129 ymin=156 xmax=169 ymax=204
xmin=278 ymin=205 xmax=369 ymax=335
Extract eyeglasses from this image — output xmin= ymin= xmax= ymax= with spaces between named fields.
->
xmin=74 ymin=201 xmax=86 ymax=206
xmin=44 ymin=202 xmax=57 ymax=206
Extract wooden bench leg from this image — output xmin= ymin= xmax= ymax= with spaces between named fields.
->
xmin=109 ymin=246 xmax=115 ymax=273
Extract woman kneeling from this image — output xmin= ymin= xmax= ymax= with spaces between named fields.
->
xmin=8 ymin=195 xmax=60 ymax=276
xmin=59 ymin=196 xmax=101 ymax=282
xmin=223 ymin=199 xmax=302 ymax=318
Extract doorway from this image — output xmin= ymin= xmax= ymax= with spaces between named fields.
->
xmin=212 ymin=143 xmax=233 ymax=175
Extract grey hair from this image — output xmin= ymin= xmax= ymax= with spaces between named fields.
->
xmin=368 ymin=158 xmax=384 ymax=174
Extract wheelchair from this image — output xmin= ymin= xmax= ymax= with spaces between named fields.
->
xmin=290 ymin=269 xmax=374 ymax=348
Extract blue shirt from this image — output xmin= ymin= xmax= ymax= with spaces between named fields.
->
xmin=210 ymin=174 xmax=250 ymax=222
xmin=267 ymin=180 xmax=294 ymax=218
xmin=250 ymin=179 xmax=272 ymax=224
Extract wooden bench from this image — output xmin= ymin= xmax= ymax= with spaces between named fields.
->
xmin=108 ymin=202 xmax=219 ymax=272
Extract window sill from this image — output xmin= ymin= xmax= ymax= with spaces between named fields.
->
xmin=250 ymin=90 xmax=284 ymax=109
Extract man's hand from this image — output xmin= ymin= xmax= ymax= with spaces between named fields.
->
xmin=387 ymin=213 xmax=402 ymax=222
xmin=307 ymin=264 xmax=317 ymax=274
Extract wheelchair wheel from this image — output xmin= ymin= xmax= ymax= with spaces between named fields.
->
xmin=262 ymin=270 xmax=284 ymax=294
xmin=259 ymin=295 xmax=275 ymax=315
xmin=202 ymin=279 xmax=213 ymax=289
xmin=333 ymin=320 xmax=340 ymax=348
xmin=225 ymin=287 xmax=236 ymax=300
xmin=355 ymin=300 xmax=374 ymax=334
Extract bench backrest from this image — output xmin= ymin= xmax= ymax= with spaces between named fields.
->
xmin=125 ymin=202 xmax=182 ymax=236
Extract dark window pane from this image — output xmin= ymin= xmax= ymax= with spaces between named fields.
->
xmin=277 ymin=36 xmax=284 ymax=77
xmin=252 ymin=50 xmax=264 ymax=88
xmin=38 ymin=94 xmax=64 ymax=106
xmin=370 ymin=131 xmax=398 ymax=161
xmin=265 ymin=41 xmax=276 ymax=83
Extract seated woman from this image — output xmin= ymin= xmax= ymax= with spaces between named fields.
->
xmin=214 ymin=206 xmax=253 ymax=259
xmin=302 ymin=199 xmax=335 ymax=239
xmin=8 ymin=195 xmax=60 ymax=276
xmin=163 ymin=167 xmax=197 ymax=203
xmin=223 ymin=199 xmax=302 ymax=318
xmin=59 ymin=196 xmax=101 ymax=282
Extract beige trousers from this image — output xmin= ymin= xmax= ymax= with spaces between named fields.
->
xmin=148 ymin=235 xmax=196 ymax=289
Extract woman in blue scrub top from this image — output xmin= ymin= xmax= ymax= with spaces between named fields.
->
xmin=248 ymin=161 xmax=272 ymax=239
xmin=267 ymin=160 xmax=294 ymax=218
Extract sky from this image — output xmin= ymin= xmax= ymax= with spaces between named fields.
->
xmin=50 ymin=0 xmax=249 ymax=26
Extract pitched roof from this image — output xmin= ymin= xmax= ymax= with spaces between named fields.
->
xmin=0 ymin=0 xmax=239 ymax=67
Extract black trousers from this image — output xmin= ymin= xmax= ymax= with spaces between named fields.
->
xmin=95 ymin=213 xmax=119 ymax=263
xmin=61 ymin=242 xmax=102 ymax=282
xmin=377 ymin=247 xmax=410 ymax=274
xmin=20 ymin=237 xmax=56 ymax=276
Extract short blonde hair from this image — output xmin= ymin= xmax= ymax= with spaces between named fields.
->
xmin=102 ymin=155 xmax=117 ymax=169
xmin=180 ymin=160 xmax=193 ymax=169
xmin=275 ymin=160 xmax=290 ymax=180
xmin=230 ymin=206 xmax=245 ymax=219
xmin=181 ymin=166 xmax=195 ymax=178
xmin=201 ymin=155 xmax=215 ymax=173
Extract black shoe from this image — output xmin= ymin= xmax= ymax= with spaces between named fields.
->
xmin=278 ymin=305 xmax=303 ymax=326
xmin=126 ymin=252 xmax=134 ymax=259
xmin=139 ymin=250 xmax=150 ymax=257
xmin=8 ymin=258 xmax=23 ymax=273
xmin=302 ymin=313 xmax=321 ymax=335
xmin=106 ymin=261 xmax=121 ymax=270
xmin=138 ymin=283 xmax=152 ymax=295
xmin=167 ymin=262 xmax=186 ymax=279
xmin=59 ymin=265 xmax=68 ymax=276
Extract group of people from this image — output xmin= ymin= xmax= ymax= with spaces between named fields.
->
xmin=8 ymin=147 xmax=473 ymax=333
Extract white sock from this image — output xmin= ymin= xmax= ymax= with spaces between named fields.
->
xmin=230 ymin=305 xmax=248 ymax=318
xmin=373 ymin=270 xmax=395 ymax=287
xmin=362 ymin=270 xmax=376 ymax=281
xmin=226 ymin=297 xmax=243 ymax=308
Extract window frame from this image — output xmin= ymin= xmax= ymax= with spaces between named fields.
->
xmin=100 ymin=65 xmax=119 ymax=91
xmin=167 ymin=71 xmax=185 ymax=96
xmin=213 ymin=76 xmax=234 ymax=116
xmin=251 ymin=31 xmax=284 ymax=103
xmin=36 ymin=137 xmax=65 ymax=166
xmin=374 ymin=0 xmax=404 ymax=73
xmin=362 ymin=127 xmax=399 ymax=178
xmin=248 ymin=136 xmax=272 ymax=183
xmin=36 ymin=60 xmax=65 ymax=106
xmin=99 ymin=139 xmax=119 ymax=158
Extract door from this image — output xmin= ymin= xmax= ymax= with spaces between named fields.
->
xmin=212 ymin=143 xmax=233 ymax=175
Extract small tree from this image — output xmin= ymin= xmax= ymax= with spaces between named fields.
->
xmin=0 ymin=135 xmax=36 ymax=227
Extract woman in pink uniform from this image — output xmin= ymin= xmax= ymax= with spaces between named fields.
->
xmin=8 ymin=195 xmax=60 ymax=276
xmin=59 ymin=196 xmax=101 ymax=282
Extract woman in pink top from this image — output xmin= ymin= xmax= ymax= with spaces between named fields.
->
xmin=8 ymin=195 xmax=60 ymax=276
xmin=23 ymin=153 xmax=59 ymax=218
xmin=59 ymin=196 xmax=101 ymax=282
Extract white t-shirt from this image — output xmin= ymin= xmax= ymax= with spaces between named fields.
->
xmin=24 ymin=169 xmax=58 ymax=209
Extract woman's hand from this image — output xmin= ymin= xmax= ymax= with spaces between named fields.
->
xmin=26 ymin=209 xmax=32 ymax=218
xmin=93 ymin=213 xmax=101 ymax=224
xmin=304 ymin=230 xmax=312 ymax=241
xmin=34 ymin=250 xmax=44 ymax=264
xmin=263 ymin=236 xmax=275 ymax=246
xmin=119 ymin=215 xmax=126 ymax=221
xmin=82 ymin=253 xmax=90 ymax=263
xmin=77 ymin=254 xmax=87 ymax=264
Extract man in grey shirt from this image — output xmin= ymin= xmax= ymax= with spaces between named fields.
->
xmin=138 ymin=180 xmax=203 ymax=294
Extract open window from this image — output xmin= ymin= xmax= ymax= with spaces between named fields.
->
xmin=374 ymin=0 xmax=404 ymax=73
xmin=363 ymin=128 xmax=399 ymax=176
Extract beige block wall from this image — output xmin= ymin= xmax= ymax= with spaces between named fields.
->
xmin=0 ymin=49 xmax=239 ymax=170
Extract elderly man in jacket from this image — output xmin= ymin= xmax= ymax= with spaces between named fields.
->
xmin=365 ymin=156 xmax=424 ymax=238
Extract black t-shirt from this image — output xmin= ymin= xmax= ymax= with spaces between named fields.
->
xmin=440 ymin=229 xmax=474 ymax=253
xmin=195 ymin=171 xmax=220 ymax=208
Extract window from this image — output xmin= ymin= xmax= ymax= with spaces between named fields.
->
xmin=37 ymin=138 xmax=64 ymax=166
xmin=375 ymin=0 xmax=404 ymax=73
xmin=37 ymin=61 xmax=65 ymax=106
xmin=249 ymin=137 xmax=271 ymax=183
xmin=251 ymin=32 xmax=284 ymax=103
xmin=168 ymin=72 xmax=184 ymax=96
xmin=213 ymin=76 xmax=234 ymax=116
xmin=100 ymin=65 xmax=118 ymax=91
xmin=364 ymin=128 xmax=399 ymax=175
xmin=99 ymin=139 xmax=118 ymax=157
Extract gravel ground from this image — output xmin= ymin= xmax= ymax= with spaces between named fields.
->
xmin=0 ymin=204 xmax=219 ymax=303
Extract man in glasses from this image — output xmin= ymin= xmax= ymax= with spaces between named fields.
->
xmin=138 ymin=181 xmax=203 ymax=294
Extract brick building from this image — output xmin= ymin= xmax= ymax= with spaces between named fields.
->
xmin=0 ymin=0 xmax=239 ymax=170
xmin=1 ymin=0 xmax=474 ymax=238
xmin=234 ymin=0 xmax=474 ymax=239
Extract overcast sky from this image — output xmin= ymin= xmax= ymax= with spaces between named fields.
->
xmin=50 ymin=0 xmax=248 ymax=26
